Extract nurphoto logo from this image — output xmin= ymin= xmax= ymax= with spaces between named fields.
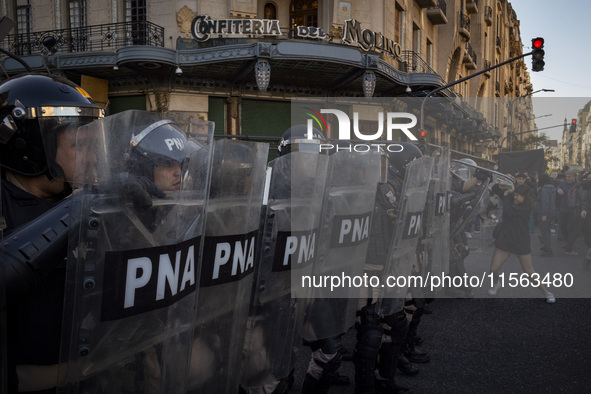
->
xmin=304 ymin=108 xmax=418 ymax=153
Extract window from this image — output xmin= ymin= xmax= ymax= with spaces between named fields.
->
xmin=426 ymin=39 xmax=433 ymax=68
xmin=264 ymin=3 xmax=277 ymax=19
xmin=126 ymin=0 xmax=147 ymax=45
xmin=290 ymin=0 xmax=318 ymax=29
xmin=16 ymin=0 xmax=31 ymax=36
xmin=412 ymin=24 xmax=420 ymax=55
xmin=68 ymin=0 xmax=87 ymax=28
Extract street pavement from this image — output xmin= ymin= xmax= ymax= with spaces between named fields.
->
xmin=291 ymin=224 xmax=591 ymax=393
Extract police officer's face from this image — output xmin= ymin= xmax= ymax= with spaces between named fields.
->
xmin=55 ymin=127 xmax=98 ymax=188
xmin=154 ymin=161 xmax=181 ymax=191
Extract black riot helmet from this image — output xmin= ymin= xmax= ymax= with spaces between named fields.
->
xmin=387 ymin=142 xmax=422 ymax=180
xmin=277 ymin=124 xmax=327 ymax=156
xmin=125 ymin=119 xmax=188 ymax=179
xmin=0 ymin=73 xmax=103 ymax=178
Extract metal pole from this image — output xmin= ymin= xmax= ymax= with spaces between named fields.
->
xmin=420 ymin=51 xmax=532 ymax=131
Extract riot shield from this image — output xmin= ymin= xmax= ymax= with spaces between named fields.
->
xmin=301 ymin=149 xmax=382 ymax=342
xmin=188 ymin=139 xmax=268 ymax=394
xmin=58 ymin=110 xmax=214 ymax=393
xmin=449 ymin=160 xmax=514 ymax=249
xmin=377 ymin=156 xmax=434 ymax=315
xmin=0 ymin=179 xmax=5 ymax=394
xmin=241 ymin=151 xmax=329 ymax=389
xmin=420 ymin=148 xmax=451 ymax=289
xmin=478 ymin=171 xmax=515 ymax=252
xmin=449 ymin=160 xmax=492 ymax=240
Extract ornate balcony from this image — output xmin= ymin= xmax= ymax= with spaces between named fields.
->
xmin=2 ymin=21 xmax=165 ymax=56
xmin=459 ymin=13 xmax=471 ymax=40
xmin=415 ymin=0 xmax=437 ymax=8
xmin=466 ymin=0 xmax=479 ymax=14
xmin=463 ymin=43 xmax=477 ymax=70
xmin=484 ymin=6 xmax=493 ymax=26
xmin=483 ymin=59 xmax=492 ymax=78
xmin=427 ymin=0 xmax=448 ymax=25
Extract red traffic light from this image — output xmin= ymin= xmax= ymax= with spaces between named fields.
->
xmin=419 ymin=129 xmax=427 ymax=138
xmin=532 ymin=37 xmax=544 ymax=49
xmin=572 ymin=119 xmax=577 ymax=125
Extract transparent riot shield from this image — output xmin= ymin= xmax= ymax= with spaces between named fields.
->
xmin=377 ymin=156 xmax=434 ymax=315
xmin=449 ymin=160 xmax=514 ymax=251
xmin=420 ymin=148 xmax=451 ymax=290
xmin=188 ymin=139 xmax=268 ymax=394
xmin=0 ymin=179 xmax=5 ymax=394
xmin=301 ymin=149 xmax=382 ymax=342
xmin=241 ymin=151 xmax=329 ymax=389
xmin=58 ymin=110 xmax=214 ymax=393
xmin=478 ymin=171 xmax=515 ymax=252
xmin=449 ymin=160 xmax=492 ymax=240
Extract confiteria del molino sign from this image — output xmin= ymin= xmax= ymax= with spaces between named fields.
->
xmin=190 ymin=15 xmax=401 ymax=59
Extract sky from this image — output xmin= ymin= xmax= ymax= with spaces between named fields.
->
xmin=509 ymin=0 xmax=591 ymax=141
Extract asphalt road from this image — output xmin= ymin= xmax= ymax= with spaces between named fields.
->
xmin=291 ymin=224 xmax=591 ymax=393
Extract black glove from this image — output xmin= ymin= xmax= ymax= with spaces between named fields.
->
xmin=102 ymin=172 xmax=166 ymax=209
xmin=474 ymin=169 xmax=491 ymax=182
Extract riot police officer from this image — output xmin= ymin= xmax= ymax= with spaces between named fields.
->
xmin=1 ymin=73 xmax=103 ymax=393
xmin=354 ymin=142 xmax=424 ymax=394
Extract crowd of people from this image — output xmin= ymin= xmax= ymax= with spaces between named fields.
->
xmin=0 ymin=72 xmax=569 ymax=394
xmin=494 ymin=168 xmax=591 ymax=265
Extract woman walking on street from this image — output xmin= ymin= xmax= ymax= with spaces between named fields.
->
xmin=488 ymin=184 xmax=556 ymax=303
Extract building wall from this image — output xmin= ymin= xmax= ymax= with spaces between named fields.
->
xmin=1 ymin=0 xmax=536 ymax=158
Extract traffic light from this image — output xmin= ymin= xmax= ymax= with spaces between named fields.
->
xmin=531 ymin=37 xmax=545 ymax=72
xmin=570 ymin=118 xmax=577 ymax=133
xmin=418 ymin=129 xmax=427 ymax=153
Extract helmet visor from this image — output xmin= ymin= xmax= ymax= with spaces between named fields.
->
xmin=39 ymin=113 xmax=102 ymax=185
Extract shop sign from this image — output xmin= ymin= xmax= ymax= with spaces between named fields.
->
xmin=191 ymin=15 xmax=282 ymax=42
xmin=342 ymin=19 xmax=401 ymax=59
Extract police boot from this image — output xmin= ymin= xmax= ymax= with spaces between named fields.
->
xmin=354 ymin=305 xmax=383 ymax=393
xmin=403 ymin=307 xmax=430 ymax=364
xmin=379 ymin=310 xmax=408 ymax=380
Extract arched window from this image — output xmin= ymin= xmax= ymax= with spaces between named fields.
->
xmin=264 ymin=3 xmax=277 ymax=19
xmin=290 ymin=0 xmax=318 ymax=28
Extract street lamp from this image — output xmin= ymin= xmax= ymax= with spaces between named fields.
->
xmin=508 ymin=88 xmax=554 ymax=150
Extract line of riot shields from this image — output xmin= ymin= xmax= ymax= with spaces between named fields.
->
xmin=1 ymin=108 xmax=521 ymax=393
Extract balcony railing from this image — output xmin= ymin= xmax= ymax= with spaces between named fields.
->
xmin=427 ymin=0 xmax=448 ymax=24
xmin=459 ymin=12 xmax=471 ymax=39
xmin=401 ymin=50 xmax=437 ymax=74
xmin=2 ymin=21 xmax=165 ymax=56
xmin=463 ymin=42 xmax=477 ymax=69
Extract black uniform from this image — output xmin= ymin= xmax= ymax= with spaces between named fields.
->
xmin=2 ymin=177 xmax=67 ymax=394
xmin=355 ymin=177 xmax=410 ymax=394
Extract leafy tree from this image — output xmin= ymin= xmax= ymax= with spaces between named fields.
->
xmin=511 ymin=133 xmax=549 ymax=151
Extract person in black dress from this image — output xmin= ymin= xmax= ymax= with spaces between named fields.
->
xmin=487 ymin=184 xmax=556 ymax=303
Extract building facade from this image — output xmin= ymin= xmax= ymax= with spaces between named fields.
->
xmin=1 ymin=0 xmax=537 ymax=163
